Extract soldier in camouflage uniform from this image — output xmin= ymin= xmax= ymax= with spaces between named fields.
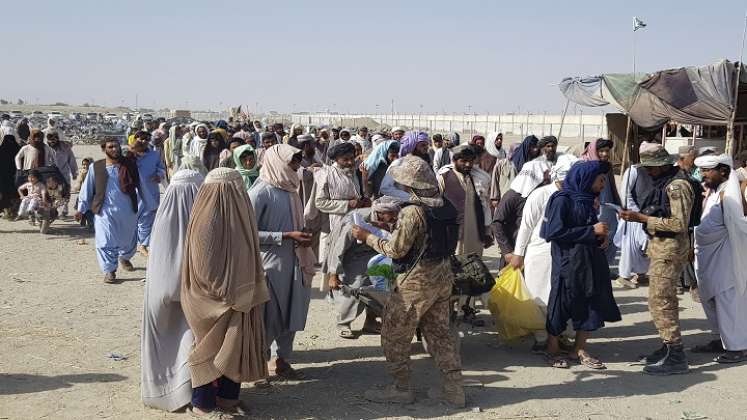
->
xmin=351 ymin=155 xmax=464 ymax=407
xmin=621 ymin=142 xmax=694 ymax=375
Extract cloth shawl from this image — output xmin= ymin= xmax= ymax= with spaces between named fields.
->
xmin=510 ymin=160 xmax=550 ymax=198
xmin=485 ymin=132 xmax=506 ymax=159
xmin=551 ymin=154 xmax=579 ymax=182
xmin=582 ymin=138 xmax=622 ymax=205
xmin=188 ymin=124 xmax=209 ymax=160
xmin=543 ymin=160 xmax=610 ymax=220
xmin=510 ymin=135 xmax=539 ymax=173
xmin=141 ymin=169 xmax=203 ymax=411
xmin=180 ymin=167 xmax=270 ymax=387
xmin=259 ymin=145 xmax=317 ymax=286
xmin=695 ymin=155 xmax=747 ymax=295
xmin=364 ymin=140 xmax=398 ymax=174
xmin=233 ymin=144 xmax=259 ymax=190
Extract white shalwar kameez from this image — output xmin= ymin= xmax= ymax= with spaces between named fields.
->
xmin=695 ymin=175 xmax=747 ymax=351
xmin=613 ymin=166 xmax=650 ymax=278
xmin=515 ymin=182 xmax=557 ymax=306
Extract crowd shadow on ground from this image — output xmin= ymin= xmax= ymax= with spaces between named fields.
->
xmin=0 ymin=373 xmax=126 ymax=395
xmin=250 ymin=291 xmax=727 ymax=419
xmin=43 ymin=220 xmax=94 ymax=241
xmin=239 ymin=340 xmax=725 ymax=420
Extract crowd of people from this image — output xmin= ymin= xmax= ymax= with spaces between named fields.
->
xmin=2 ymin=112 xmax=747 ymax=418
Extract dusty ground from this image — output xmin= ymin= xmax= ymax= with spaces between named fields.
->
xmin=1 ymin=146 xmax=746 ymax=420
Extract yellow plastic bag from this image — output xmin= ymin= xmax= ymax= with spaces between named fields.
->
xmin=487 ymin=266 xmax=546 ymax=341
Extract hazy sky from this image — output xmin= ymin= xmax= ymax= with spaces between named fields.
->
xmin=3 ymin=0 xmax=746 ymax=113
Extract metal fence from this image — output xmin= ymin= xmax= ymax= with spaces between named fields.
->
xmin=290 ymin=112 xmax=608 ymax=145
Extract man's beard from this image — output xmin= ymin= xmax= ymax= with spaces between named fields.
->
xmin=105 ymin=150 xmax=121 ymax=161
xmin=704 ymin=178 xmax=723 ymax=190
xmin=338 ymin=165 xmax=355 ymax=177
xmin=414 ymin=151 xmax=431 ymax=164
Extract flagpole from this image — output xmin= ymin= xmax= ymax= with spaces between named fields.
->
xmin=622 ymin=17 xmax=643 ymax=216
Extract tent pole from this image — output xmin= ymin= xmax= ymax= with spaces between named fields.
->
xmin=727 ymin=15 xmax=747 ymax=155
xmin=621 ymin=115 xmax=633 ymax=178
xmin=727 ymin=62 xmax=743 ymax=156
xmin=557 ymin=98 xmax=570 ymax=142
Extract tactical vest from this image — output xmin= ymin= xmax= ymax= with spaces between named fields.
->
xmin=392 ymin=198 xmax=460 ymax=273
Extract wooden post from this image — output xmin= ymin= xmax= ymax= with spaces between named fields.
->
xmin=726 ymin=61 xmax=743 ymax=156
xmin=621 ymin=115 xmax=633 ymax=176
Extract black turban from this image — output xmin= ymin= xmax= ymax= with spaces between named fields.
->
xmin=596 ymin=138 xmax=614 ymax=150
xmin=327 ymin=142 xmax=356 ymax=160
xmin=538 ymin=135 xmax=558 ymax=148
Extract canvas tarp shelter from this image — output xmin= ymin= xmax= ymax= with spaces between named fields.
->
xmin=559 ymin=59 xmax=746 ymax=129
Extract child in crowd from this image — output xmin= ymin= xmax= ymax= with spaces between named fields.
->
xmin=71 ymin=157 xmax=93 ymax=194
xmin=16 ymin=170 xmax=47 ymax=225
xmin=73 ymin=157 xmax=95 ymax=229
xmin=45 ymin=176 xmax=66 ymax=218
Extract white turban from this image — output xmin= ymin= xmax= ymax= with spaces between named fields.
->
xmin=694 ymin=154 xmax=733 ymax=169
xmin=550 ymin=154 xmax=579 ymax=181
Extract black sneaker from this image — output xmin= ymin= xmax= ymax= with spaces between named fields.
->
xmin=104 ymin=272 xmax=117 ymax=284
xmin=643 ymin=344 xmax=689 ymax=375
xmin=639 ymin=344 xmax=668 ymax=364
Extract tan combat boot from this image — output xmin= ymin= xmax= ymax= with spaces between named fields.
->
xmin=364 ymin=384 xmax=415 ymax=404
xmin=428 ymin=374 xmax=466 ymax=408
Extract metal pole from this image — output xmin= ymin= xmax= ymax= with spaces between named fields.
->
xmin=557 ymin=98 xmax=570 ymax=141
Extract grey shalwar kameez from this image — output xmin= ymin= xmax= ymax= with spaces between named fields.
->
xmin=249 ymin=178 xmax=311 ymax=360
xmin=324 ymin=208 xmax=378 ymax=328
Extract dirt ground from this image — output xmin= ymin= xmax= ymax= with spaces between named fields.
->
xmin=1 ymin=146 xmax=746 ymax=420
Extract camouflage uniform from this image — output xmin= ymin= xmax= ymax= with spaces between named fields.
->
xmin=645 ymin=178 xmax=694 ymax=345
xmin=365 ymin=205 xmax=462 ymax=389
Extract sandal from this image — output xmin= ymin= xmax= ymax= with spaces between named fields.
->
xmin=187 ymin=407 xmax=235 ymax=419
xmin=545 ymin=353 xmax=570 ymax=369
xmin=275 ymin=360 xmax=306 ymax=380
xmin=691 ymin=339 xmax=725 ymax=353
xmin=715 ymin=350 xmax=747 ymax=364
xmin=339 ymin=327 xmax=357 ymax=339
xmin=571 ymin=352 xmax=606 ymax=370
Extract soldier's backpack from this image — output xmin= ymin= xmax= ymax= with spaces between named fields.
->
xmin=451 ymin=253 xmax=496 ymax=296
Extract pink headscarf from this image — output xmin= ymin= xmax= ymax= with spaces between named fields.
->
xmin=582 ymin=138 xmax=614 ymax=161
xmin=581 ymin=140 xmax=599 ymax=161
xmin=258 ymin=145 xmax=316 ymax=286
